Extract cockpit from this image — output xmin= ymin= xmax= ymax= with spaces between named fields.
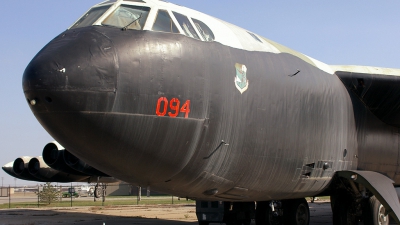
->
xmin=69 ymin=0 xmax=215 ymax=42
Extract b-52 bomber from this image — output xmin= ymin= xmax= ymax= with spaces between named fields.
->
xmin=4 ymin=0 xmax=400 ymax=224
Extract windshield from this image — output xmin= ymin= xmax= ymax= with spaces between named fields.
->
xmin=192 ymin=18 xmax=215 ymax=42
xmin=102 ymin=5 xmax=150 ymax=30
xmin=172 ymin=12 xmax=200 ymax=40
xmin=152 ymin=10 xmax=179 ymax=33
xmin=70 ymin=6 xmax=111 ymax=29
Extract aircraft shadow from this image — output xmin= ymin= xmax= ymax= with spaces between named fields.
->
xmin=0 ymin=202 xmax=397 ymax=224
xmin=0 ymin=207 xmax=198 ymax=225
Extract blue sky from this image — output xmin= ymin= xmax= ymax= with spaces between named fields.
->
xmin=1 ymin=0 xmax=399 ymax=186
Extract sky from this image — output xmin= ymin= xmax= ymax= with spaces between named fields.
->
xmin=1 ymin=0 xmax=399 ymax=186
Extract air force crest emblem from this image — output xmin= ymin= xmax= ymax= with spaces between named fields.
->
xmin=234 ymin=63 xmax=249 ymax=94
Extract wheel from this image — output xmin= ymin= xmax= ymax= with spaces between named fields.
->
xmin=363 ymin=196 xmax=389 ymax=225
xmin=94 ymin=186 xmax=102 ymax=198
xmin=332 ymin=194 xmax=357 ymax=225
xmin=267 ymin=212 xmax=283 ymax=225
xmin=284 ymin=198 xmax=310 ymax=225
xmin=255 ymin=201 xmax=283 ymax=225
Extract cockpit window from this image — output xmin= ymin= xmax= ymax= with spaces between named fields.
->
xmin=152 ymin=10 xmax=179 ymax=33
xmin=192 ymin=18 xmax=214 ymax=42
xmin=70 ymin=6 xmax=111 ymax=29
xmin=172 ymin=12 xmax=200 ymax=40
xmin=102 ymin=5 xmax=150 ymax=30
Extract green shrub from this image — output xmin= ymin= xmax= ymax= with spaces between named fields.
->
xmin=36 ymin=182 xmax=61 ymax=205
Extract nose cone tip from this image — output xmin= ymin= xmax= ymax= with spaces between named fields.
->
xmin=23 ymin=27 xmax=117 ymax=93
xmin=2 ymin=161 xmax=15 ymax=175
xmin=22 ymin=27 xmax=118 ymax=120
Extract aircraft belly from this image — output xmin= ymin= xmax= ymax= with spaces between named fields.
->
xmin=23 ymin=28 xmax=358 ymax=200
xmin=31 ymin=111 xmax=205 ymax=185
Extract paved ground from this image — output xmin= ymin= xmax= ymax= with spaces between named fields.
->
xmin=0 ymin=200 xmax=396 ymax=225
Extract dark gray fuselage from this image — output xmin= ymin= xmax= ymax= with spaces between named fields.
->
xmin=23 ymin=26 xmax=397 ymax=201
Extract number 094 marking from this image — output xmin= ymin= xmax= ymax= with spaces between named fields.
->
xmin=156 ymin=97 xmax=191 ymax=118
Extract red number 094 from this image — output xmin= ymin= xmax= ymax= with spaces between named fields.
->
xmin=156 ymin=97 xmax=191 ymax=118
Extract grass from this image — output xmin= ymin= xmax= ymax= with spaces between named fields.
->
xmin=0 ymin=196 xmax=195 ymax=209
xmin=0 ymin=195 xmax=328 ymax=209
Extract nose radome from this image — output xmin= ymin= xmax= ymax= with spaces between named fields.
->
xmin=23 ymin=26 xmax=118 ymax=95
xmin=22 ymin=27 xmax=118 ymax=112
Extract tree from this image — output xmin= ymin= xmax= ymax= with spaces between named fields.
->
xmin=37 ymin=182 xmax=60 ymax=205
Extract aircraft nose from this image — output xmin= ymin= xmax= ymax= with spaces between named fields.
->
xmin=23 ymin=27 xmax=118 ymax=112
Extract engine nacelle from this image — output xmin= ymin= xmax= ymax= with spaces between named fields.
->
xmin=2 ymin=141 xmax=118 ymax=184
xmin=63 ymin=150 xmax=109 ymax=176
xmin=28 ymin=156 xmax=90 ymax=182
xmin=42 ymin=141 xmax=87 ymax=176
xmin=2 ymin=160 xmax=42 ymax=182
xmin=13 ymin=156 xmax=42 ymax=181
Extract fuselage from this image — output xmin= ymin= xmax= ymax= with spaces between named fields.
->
xmin=22 ymin=0 xmax=400 ymax=201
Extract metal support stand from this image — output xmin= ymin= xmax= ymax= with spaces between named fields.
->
xmin=102 ymin=184 xmax=106 ymax=205
xmin=137 ymin=186 xmax=141 ymax=205
xmin=9 ymin=185 xmax=11 ymax=209
xmin=37 ymin=184 xmax=39 ymax=208
xmin=70 ymin=183 xmax=73 ymax=207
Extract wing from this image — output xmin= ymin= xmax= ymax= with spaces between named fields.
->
xmin=332 ymin=65 xmax=400 ymax=127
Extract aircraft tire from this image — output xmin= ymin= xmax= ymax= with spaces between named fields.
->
xmin=94 ymin=186 xmax=102 ymax=198
xmin=283 ymin=198 xmax=310 ymax=225
xmin=332 ymin=194 xmax=357 ymax=225
xmin=255 ymin=201 xmax=283 ymax=225
xmin=363 ymin=196 xmax=389 ymax=225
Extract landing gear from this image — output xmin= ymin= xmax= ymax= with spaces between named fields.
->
xmin=197 ymin=198 xmax=311 ymax=225
xmin=196 ymin=201 xmax=254 ymax=225
xmin=284 ymin=199 xmax=310 ymax=225
xmin=94 ymin=183 xmax=107 ymax=202
xmin=332 ymin=193 xmax=357 ymax=225
xmin=332 ymin=193 xmax=390 ymax=225
xmin=363 ymin=196 xmax=389 ymax=225
xmin=255 ymin=201 xmax=283 ymax=225
xmin=94 ymin=184 xmax=102 ymax=198
xmin=331 ymin=171 xmax=398 ymax=225
xmin=255 ymin=198 xmax=309 ymax=225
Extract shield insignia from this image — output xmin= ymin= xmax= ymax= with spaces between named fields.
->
xmin=234 ymin=63 xmax=249 ymax=94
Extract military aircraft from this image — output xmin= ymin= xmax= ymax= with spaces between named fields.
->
xmin=4 ymin=0 xmax=400 ymax=224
